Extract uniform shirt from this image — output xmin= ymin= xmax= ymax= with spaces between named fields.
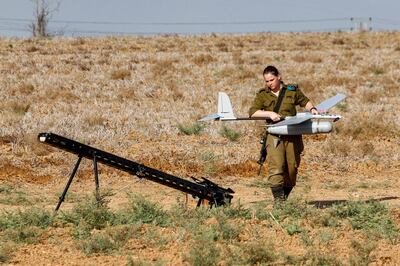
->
xmin=248 ymin=83 xmax=310 ymax=117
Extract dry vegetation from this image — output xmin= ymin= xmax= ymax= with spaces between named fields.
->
xmin=0 ymin=32 xmax=399 ymax=265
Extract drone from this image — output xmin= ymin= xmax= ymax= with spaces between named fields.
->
xmin=200 ymin=92 xmax=347 ymax=135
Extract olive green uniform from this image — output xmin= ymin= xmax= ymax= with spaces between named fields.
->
xmin=249 ymin=83 xmax=309 ymax=188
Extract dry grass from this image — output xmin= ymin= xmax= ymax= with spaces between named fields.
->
xmin=0 ymin=32 xmax=398 ymax=164
xmin=0 ymin=31 xmax=399 ymax=265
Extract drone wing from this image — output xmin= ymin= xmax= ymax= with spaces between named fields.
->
xmin=268 ymin=93 xmax=347 ymax=127
xmin=315 ymin=93 xmax=347 ymax=112
xmin=199 ymin=92 xmax=347 ymax=123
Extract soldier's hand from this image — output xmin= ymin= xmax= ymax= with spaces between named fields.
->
xmin=270 ymin=112 xmax=281 ymax=122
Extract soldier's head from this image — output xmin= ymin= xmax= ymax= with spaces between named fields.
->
xmin=263 ymin=65 xmax=281 ymax=92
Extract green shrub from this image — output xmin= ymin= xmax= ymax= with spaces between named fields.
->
xmin=199 ymin=151 xmax=220 ymax=176
xmin=304 ymin=251 xmax=342 ymax=266
xmin=285 ymin=223 xmax=303 ymax=235
xmin=177 ymin=122 xmax=204 ymax=135
xmin=349 ymin=239 xmax=377 ymax=265
xmin=213 ymin=213 xmax=241 ymax=241
xmin=67 ymin=191 xmax=115 ymax=230
xmin=72 ymin=220 xmax=92 ymax=240
xmin=77 ymin=225 xmax=134 ymax=255
xmin=242 ymin=241 xmax=277 ymax=265
xmin=115 ymin=194 xmax=171 ymax=227
xmin=219 ymin=125 xmax=241 ymax=141
xmin=271 ymin=198 xmax=311 ymax=221
xmin=168 ymin=205 xmax=213 ymax=230
xmin=184 ymin=232 xmax=220 ymax=266
xmin=3 ymin=226 xmax=43 ymax=244
xmin=331 ymin=201 xmax=400 ymax=242
xmin=0 ymin=208 xmax=54 ymax=230
xmin=0 ymin=242 xmax=15 ymax=263
xmin=78 ymin=231 xmax=116 ymax=255
xmin=219 ymin=202 xmax=252 ymax=220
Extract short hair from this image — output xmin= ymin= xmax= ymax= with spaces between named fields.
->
xmin=263 ymin=65 xmax=279 ymax=76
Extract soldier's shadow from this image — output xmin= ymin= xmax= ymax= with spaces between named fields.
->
xmin=308 ymin=196 xmax=399 ymax=209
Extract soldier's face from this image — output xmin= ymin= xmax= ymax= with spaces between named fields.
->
xmin=264 ymin=73 xmax=281 ymax=91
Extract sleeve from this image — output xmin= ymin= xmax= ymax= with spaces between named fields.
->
xmin=295 ymin=87 xmax=310 ymax=107
xmin=248 ymin=91 xmax=265 ymax=117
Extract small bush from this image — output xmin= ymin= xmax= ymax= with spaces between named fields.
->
xmin=0 ymin=208 xmax=54 ymax=230
xmin=0 ymin=242 xmax=15 ymax=263
xmin=3 ymin=226 xmax=43 ymax=244
xmin=151 ymin=59 xmax=177 ymax=77
xmin=349 ymin=239 xmax=377 ymax=265
xmin=213 ymin=213 xmax=241 ymax=241
xmin=304 ymin=251 xmax=342 ymax=266
xmin=115 ymin=194 xmax=171 ymax=227
xmin=271 ymin=199 xmax=311 ymax=221
xmin=242 ymin=241 xmax=277 ymax=265
xmin=10 ymin=102 xmax=30 ymax=116
xmin=220 ymin=202 xmax=252 ymax=219
xmin=0 ymin=183 xmax=14 ymax=194
xmin=331 ymin=201 xmax=400 ymax=242
xmin=78 ymin=231 xmax=116 ymax=255
xmin=19 ymin=83 xmax=35 ymax=94
xmin=84 ymin=115 xmax=106 ymax=127
xmin=199 ymin=151 xmax=220 ymax=176
xmin=168 ymin=205 xmax=213 ymax=229
xmin=332 ymin=38 xmax=345 ymax=45
xmin=185 ymin=235 xmax=220 ymax=266
xmin=111 ymin=69 xmax=131 ymax=80
xmin=26 ymin=46 xmax=39 ymax=52
xmin=177 ymin=122 xmax=204 ymax=135
xmin=192 ymin=54 xmax=216 ymax=66
xmin=219 ymin=125 xmax=241 ymax=141
xmin=77 ymin=225 xmax=134 ymax=255
xmin=67 ymin=191 xmax=115 ymax=230
xmin=72 ymin=220 xmax=92 ymax=240
xmin=285 ymin=223 xmax=303 ymax=235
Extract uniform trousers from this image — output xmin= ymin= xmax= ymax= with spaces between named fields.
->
xmin=266 ymin=134 xmax=304 ymax=188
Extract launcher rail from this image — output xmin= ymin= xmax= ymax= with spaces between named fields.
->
xmin=38 ymin=132 xmax=234 ymax=211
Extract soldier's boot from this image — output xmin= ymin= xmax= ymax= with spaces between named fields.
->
xmin=283 ymin=187 xmax=293 ymax=200
xmin=271 ymin=186 xmax=285 ymax=202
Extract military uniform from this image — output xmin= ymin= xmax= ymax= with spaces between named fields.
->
xmin=249 ymin=83 xmax=309 ymax=198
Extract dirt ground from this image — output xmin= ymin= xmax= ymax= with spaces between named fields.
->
xmin=1 ymin=139 xmax=399 ymax=265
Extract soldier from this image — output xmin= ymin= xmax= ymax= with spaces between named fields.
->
xmin=249 ymin=66 xmax=319 ymax=201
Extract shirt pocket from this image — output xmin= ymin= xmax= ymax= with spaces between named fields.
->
xmin=283 ymin=95 xmax=295 ymax=104
xmin=281 ymin=97 xmax=296 ymax=115
xmin=262 ymin=101 xmax=275 ymax=111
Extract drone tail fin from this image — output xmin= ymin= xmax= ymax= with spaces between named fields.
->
xmin=217 ymin=92 xmax=236 ymax=120
xmin=199 ymin=92 xmax=237 ymax=121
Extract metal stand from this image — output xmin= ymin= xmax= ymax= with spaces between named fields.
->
xmin=55 ymin=154 xmax=102 ymax=212
xmin=39 ymin=132 xmax=234 ymax=211
xmin=55 ymin=156 xmax=82 ymax=211
xmin=93 ymin=153 xmax=100 ymax=200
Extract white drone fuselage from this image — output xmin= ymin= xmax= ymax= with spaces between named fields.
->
xmin=199 ymin=92 xmax=346 ymax=135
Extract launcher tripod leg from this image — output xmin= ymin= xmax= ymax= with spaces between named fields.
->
xmin=93 ymin=154 xmax=100 ymax=200
xmin=196 ymin=198 xmax=203 ymax=207
xmin=55 ymin=155 xmax=83 ymax=211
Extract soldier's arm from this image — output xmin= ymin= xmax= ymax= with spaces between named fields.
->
xmin=249 ymin=91 xmax=281 ymax=121
xmin=294 ymin=88 xmax=318 ymax=114
xmin=251 ymin=110 xmax=281 ymax=121
xmin=248 ymin=93 xmax=264 ymax=117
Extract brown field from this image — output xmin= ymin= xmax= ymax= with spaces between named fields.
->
xmin=0 ymin=32 xmax=399 ymax=265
